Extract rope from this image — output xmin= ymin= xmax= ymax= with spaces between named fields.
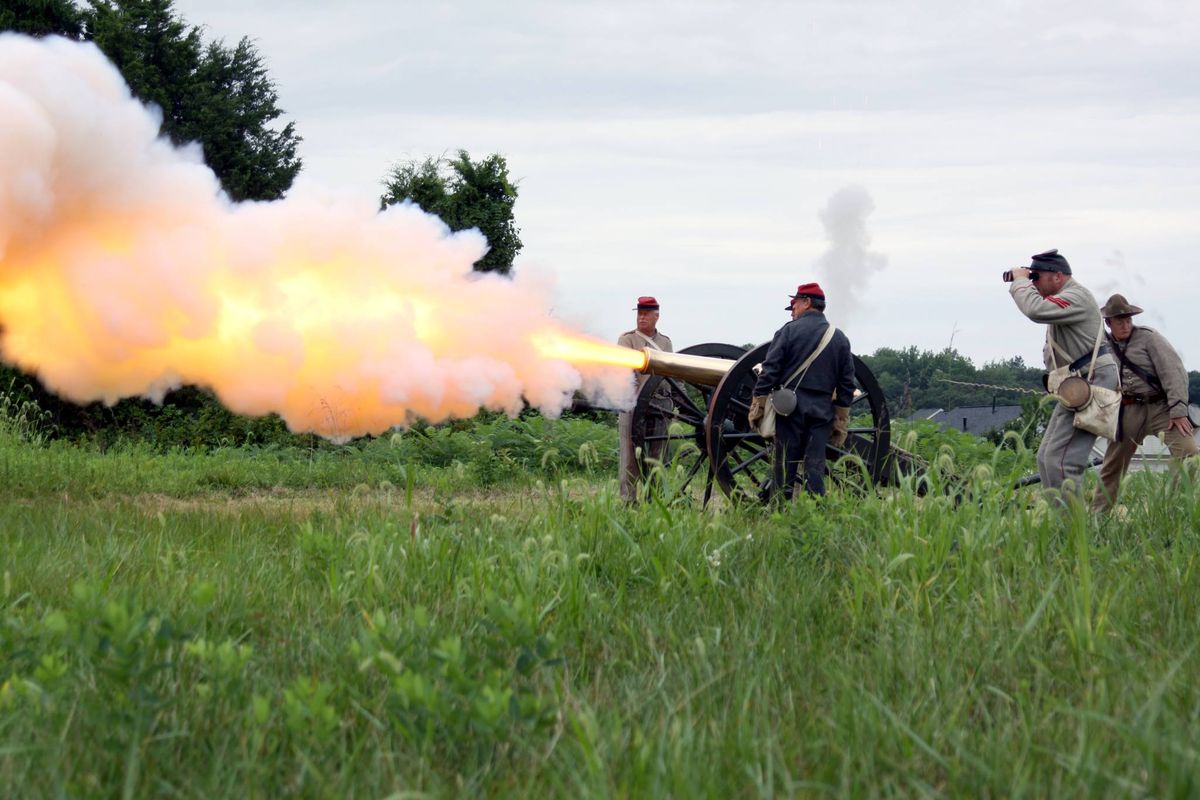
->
xmin=935 ymin=378 xmax=1043 ymax=395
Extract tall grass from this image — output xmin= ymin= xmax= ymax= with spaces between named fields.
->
xmin=3 ymin=409 xmax=1200 ymax=796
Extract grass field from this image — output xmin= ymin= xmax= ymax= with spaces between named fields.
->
xmin=3 ymin=407 xmax=1200 ymax=798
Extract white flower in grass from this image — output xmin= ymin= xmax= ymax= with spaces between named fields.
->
xmin=706 ymin=550 xmax=722 ymax=569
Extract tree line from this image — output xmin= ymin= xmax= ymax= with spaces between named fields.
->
xmin=860 ymin=347 xmax=1044 ymax=415
xmin=861 ymin=347 xmax=1200 ymax=417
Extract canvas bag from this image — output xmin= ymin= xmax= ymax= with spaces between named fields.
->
xmin=756 ymin=324 xmax=837 ymax=438
xmin=1048 ymin=324 xmax=1120 ymax=440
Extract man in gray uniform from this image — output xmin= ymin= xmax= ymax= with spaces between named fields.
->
xmin=748 ymin=282 xmax=856 ymax=500
xmin=617 ymin=296 xmax=673 ymax=501
xmin=1007 ymin=249 xmax=1119 ymax=500
xmin=1091 ymin=293 xmax=1197 ymax=512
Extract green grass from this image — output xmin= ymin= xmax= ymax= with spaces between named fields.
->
xmin=3 ymin=417 xmax=1200 ymax=797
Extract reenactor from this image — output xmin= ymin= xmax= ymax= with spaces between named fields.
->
xmin=1006 ymin=249 xmax=1118 ymax=500
xmin=1091 ymin=294 xmax=1197 ymax=512
xmin=616 ymin=296 xmax=673 ymax=501
xmin=747 ymin=282 xmax=855 ymax=500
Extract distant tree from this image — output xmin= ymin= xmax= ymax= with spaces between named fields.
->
xmin=862 ymin=347 xmax=1044 ymax=413
xmin=381 ymin=150 xmax=522 ymax=274
xmin=0 ymin=0 xmax=83 ymax=36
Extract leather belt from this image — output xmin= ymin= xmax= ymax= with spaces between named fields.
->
xmin=1068 ymin=345 xmax=1111 ymax=372
xmin=1121 ymin=392 xmax=1165 ymax=406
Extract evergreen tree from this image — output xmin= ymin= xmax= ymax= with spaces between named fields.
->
xmin=189 ymin=37 xmax=301 ymax=200
xmin=0 ymin=0 xmax=83 ymax=36
xmin=84 ymin=0 xmax=301 ymax=200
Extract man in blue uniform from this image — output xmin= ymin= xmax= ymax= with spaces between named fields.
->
xmin=748 ymin=283 xmax=856 ymax=499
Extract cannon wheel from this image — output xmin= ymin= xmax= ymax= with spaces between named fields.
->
xmin=705 ymin=343 xmax=892 ymax=502
xmin=630 ymin=342 xmax=749 ymax=497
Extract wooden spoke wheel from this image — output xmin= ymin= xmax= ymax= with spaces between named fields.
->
xmin=630 ymin=343 xmax=748 ymax=497
xmin=705 ymin=343 xmax=892 ymax=502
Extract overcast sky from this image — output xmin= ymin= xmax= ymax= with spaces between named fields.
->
xmin=172 ymin=0 xmax=1200 ymax=370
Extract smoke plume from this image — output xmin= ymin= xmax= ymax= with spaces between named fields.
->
xmin=813 ymin=185 xmax=886 ymax=318
xmin=0 ymin=35 xmax=632 ymax=438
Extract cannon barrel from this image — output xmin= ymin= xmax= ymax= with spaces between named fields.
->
xmin=638 ymin=347 xmax=735 ymax=387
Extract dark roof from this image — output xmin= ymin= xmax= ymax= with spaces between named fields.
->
xmin=905 ymin=407 xmax=943 ymax=422
xmin=931 ymin=405 xmax=1023 ymax=437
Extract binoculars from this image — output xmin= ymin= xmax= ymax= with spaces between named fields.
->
xmin=1002 ymin=270 xmax=1040 ymax=283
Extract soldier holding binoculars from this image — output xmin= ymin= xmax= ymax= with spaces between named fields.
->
xmin=1005 ymin=249 xmax=1118 ymax=500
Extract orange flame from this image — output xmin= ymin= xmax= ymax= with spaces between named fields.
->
xmin=531 ymin=331 xmax=647 ymax=371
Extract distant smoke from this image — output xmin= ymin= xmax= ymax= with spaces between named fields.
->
xmin=1095 ymin=249 xmax=1160 ymax=325
xmin=813 ymin=185 xmax=886 ymax=318
xmin=1097 ymin=249 xmax=1147 ymax=290
xmin=0 ymin=35 xmax=630 ymax=438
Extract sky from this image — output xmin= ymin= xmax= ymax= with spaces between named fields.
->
xmin=171 ymin=0 xmax=1200 ymax=370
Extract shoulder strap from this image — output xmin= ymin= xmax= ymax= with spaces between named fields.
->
xmin=1047 ymin=326 xmax=1072 ymax=369
xmin=634 ymin=331 xmax=663 ymax=351
xmin=781 ymin=324 xmax=837 ymax=390
xmin=1085 ymin=323 xmax=1105 ymax=381
xmin=1111 ymin=331 xmax=1165 ymax=394
xmin=1047 ymin=324 xmax=1104 ymax=376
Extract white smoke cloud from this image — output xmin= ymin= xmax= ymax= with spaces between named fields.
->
xmin=813 ymin=185 xmax=886 ymax=319
xmin=0 ymin=34 xmax=632 ymax=438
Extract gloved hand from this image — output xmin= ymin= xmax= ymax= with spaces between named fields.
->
xmin=830 ymin=405 xmax=850 ymax=448
xmin=748 ymin=395 xmax=768 ymax=430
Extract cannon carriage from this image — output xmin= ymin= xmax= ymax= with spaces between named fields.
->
xmin=625 ymin=342 xmax=903 ymax=503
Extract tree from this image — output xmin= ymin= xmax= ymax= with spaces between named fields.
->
xmin=3 ymin=2 xmax=302 ymax=200
xmin=381 ymin=150 xmax=522 ymax=274
xmin=2 ymin=0 xmax=303 ymax=442
xmin=84 ymin=0 xmax=301 ymax=200
xmin=861 ymin=347 xmax=1044 ymax=413
xmin=0 ymin=0 xmax=83 ymax=36
xmin=188 ymin=37 xmax=301 ymax=200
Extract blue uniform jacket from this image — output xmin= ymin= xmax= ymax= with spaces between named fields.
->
xmin=753 ymin=311 xmax=856 ymax=419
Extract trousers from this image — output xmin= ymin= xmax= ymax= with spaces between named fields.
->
xmin=1091 ymin=400 xmax=1199 ymax=512
xmin=618 ymin=410 xmax=668 ymax=501
xmin=1037 ymin=362 xmax=1119 ymax=499
xmin=771 ymin=409 xmax=832 ymax=499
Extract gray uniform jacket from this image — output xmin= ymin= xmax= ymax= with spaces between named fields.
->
xmin=617 ymin=329 xmax=673 ymax=394
xmin=1109 ymin=326 xmax=1191 ymax=418
xmin=1008 ymin=276 xmax=1115 ymax=372
xmin=753 ymin=311 xmax=856 ymax=415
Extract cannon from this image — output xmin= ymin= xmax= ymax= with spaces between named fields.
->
xmin=623 ymin=342 xmax=896 ymax=502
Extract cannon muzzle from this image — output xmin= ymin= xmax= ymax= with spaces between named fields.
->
xmin=639 ymin=348 xmax=735 ymax=387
